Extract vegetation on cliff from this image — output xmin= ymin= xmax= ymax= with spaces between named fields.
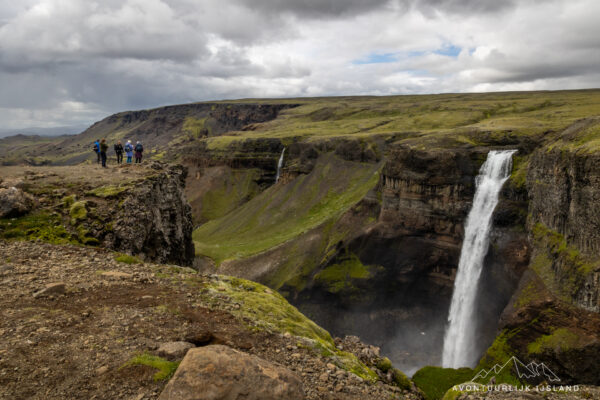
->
xmin=193 ymin=154 xmax=381 ymax=264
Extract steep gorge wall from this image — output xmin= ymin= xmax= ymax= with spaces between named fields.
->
xmin=527 ymin=149 xmax=600 ymax=311
xmin=479 ymin=148 xmax=600 ymax=384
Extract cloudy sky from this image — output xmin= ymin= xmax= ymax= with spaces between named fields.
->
xmin=0 ymin=0 xmax=599 ymax=130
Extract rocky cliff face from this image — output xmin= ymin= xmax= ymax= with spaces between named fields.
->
xmin=0 ymin=163 xmax=195 ymax=266
xmin=478 ymin=147 xmax=600 ymax=385
xmin=527 ymin=149 xmax=600 ymax=311
xmin=106 ymin=164 xmax=195 ymax=266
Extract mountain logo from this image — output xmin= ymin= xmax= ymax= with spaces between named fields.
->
xmin=473 ymin=356 xmax=560 ymax=383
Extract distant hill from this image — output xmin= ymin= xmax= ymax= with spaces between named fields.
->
xmin=0 ymin=125 xmax=87 ymax=138
xmin=2 ymin=89 xmax=600 ymax=166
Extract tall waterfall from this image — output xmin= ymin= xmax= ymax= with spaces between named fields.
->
xmin=442 ymin=150 xmax=517 ymax=368
xmin=275 ymin=148 xmax=285 ymax=183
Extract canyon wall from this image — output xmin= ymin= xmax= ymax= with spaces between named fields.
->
xmin=483 ymin=148 xmax=600 ymax=384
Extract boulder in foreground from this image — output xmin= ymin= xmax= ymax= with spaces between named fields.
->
xmin=158 ymin=344 xmax=304 ymax=400
xmin=0 ymin=187 xmax=35 ymax=218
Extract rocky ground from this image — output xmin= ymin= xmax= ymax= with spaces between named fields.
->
xmin=0 ymin=239 xmax=423 ymax=399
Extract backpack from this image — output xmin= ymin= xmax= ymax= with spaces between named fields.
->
xmin=125 ymin=144 xmax=132 ymax=152
xmin=135 ymin=143 xmax=143 ymax=152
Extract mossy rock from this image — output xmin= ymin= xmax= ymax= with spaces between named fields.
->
xmin=124 ymin=353 xmax=179 ymax=381
xmin=76 ymin=225 xmax=100 ymax=246
xmin=69 ymin=201 xmax=87 ymax=224
xmin=62 ymin=195 xmax=76 ymax=208
xmin=86 ymin=185 xmax=129 ymax=198
xmin=412 ymin=366 xmax=476 ymax=400
xmin=314 ymin=253 xmax=378 ymax=294
xmin=376 ymin=357 xmax=393 ymax=372
xmin=527 ymin=327 xmax=584 ymax=355
xmin=441 ymin=382 xmax=486 ymax=400
xmin=392 ymin=367 xmax=412 ymax=390
xmin=198 ymin=275 xmax=378 ymax=382
xmin=0 ymin=212 xmax=75 ymax=245
xmin=115 ymin=254 xmax=142 ymax=264
xmin=475 ymin=330 xmax=523 ymax=387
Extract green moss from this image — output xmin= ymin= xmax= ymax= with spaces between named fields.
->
xmin=392 ymin=367 xmax=412 ymax=390
xmin=376 ymin=357 xmax=393 ymax=372
xmin=0 ymin=212 xmax=75 ymax=245
xmin=182 ymin=116 xmax=208 ymax=138
xmin=76 ymin=225 xmax=100 ymax=246
xmin=69 ymin=201 xmax=87 ymax=224
xmin=441 ymin=382 xmax=486 ymax=400
xmin=412 ymin=366 xmax=476 ymax=400
xmin=115 ymin=254 xmax=142 ymax=264
xmin=196 ymin=168 xmax=261 ymax=223
xmin=531 ymin=222 xmax=599 ymax=302
xmin=62 ymin=195 xmax=76 ymax=208
xmin=475 ymin=330 xmax=523 ymax=387
xmin=124 ymin=353 xmax=179 ymax=381
xmin=199 ymin=275 xmax=378 ymax=382
xmin=86 ymin=185 xmax=129 ymax=198
xmin=515 ymin=280 xmax=539 ymax=308
xmin=527 ymin=328 xmax=583 ymax=355
xmin=314 ymin=253 xmax=376 ymax=293
xmin=152 ymin=151 xmax=166 ymax=160
xmin=510 ymin=155 xmax=529 ymax=189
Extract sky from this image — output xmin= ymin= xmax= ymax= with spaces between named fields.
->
xmin=0 ymin=0 xmax=599 ymax=130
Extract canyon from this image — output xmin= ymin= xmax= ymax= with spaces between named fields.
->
xmin=1 ymin=90 xmax=600 ymax=398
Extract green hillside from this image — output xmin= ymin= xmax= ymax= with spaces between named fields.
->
xmin=193 ymin=154 xmax=381 ymax=264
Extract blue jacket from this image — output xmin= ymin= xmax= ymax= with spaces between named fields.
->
xmin=93 ymin=141 xmax=100 ymax=153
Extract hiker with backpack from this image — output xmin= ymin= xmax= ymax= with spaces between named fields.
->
xmin=124 ymin=140 xmax=134 ymax=164
xmin=114 ymin=141 xmax=124 ymax=164
xmin=100 ymin=139 xmax=108 ymax=168
xmin=134 ymin=141 xmax=144 ymax=163
xmin=93 ymin=139 xmax=100 ymax=164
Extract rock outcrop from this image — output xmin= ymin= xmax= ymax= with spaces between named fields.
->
xmin=0 ymin=163 xmax=195 ymax=266
xmin=0 ymin=187 xmax=36 ymax=218
xmin=527 ymin=149 xmax=600 ymax=311
xmin=159 ymin=345 xmax=305 ymax=400
xmin=106 ymin=163 xmax=195 ymax=265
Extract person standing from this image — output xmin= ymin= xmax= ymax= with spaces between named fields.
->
xmin=124 ymin=140 xmax=133 ymax=164
xmin=134 ymin=141 xmax=144 ymax=164
xmin=114 ymin=141 xmax=124 ymax=164
xmin=93 ymin=139 xmax=101 ymax=164
xmin=100 ymin=139 xmax=108 ymax=168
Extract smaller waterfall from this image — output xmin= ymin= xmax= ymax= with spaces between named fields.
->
xmin=275 ymin=148 xmax=285 ymax=183
xmin=442 ymin=149 xmax=517 ymax=369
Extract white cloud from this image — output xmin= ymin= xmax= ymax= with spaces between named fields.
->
xmin=0 ymin=0 xmax=598 ymax=128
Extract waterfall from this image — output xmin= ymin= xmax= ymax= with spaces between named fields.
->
xmin=275 ymin=148 xmax=285 ymax=183
xmin=442 ymin=149 xmax=517 ymax=368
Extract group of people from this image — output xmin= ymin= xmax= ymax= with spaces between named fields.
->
xmin=93 ymin=139 xmax=144 ymax=167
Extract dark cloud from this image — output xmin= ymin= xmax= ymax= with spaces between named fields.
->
xmin=232 ymin=0 xmax=393 ymax=18
xmin=411 ymin=0 xmax=516 ymax=16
